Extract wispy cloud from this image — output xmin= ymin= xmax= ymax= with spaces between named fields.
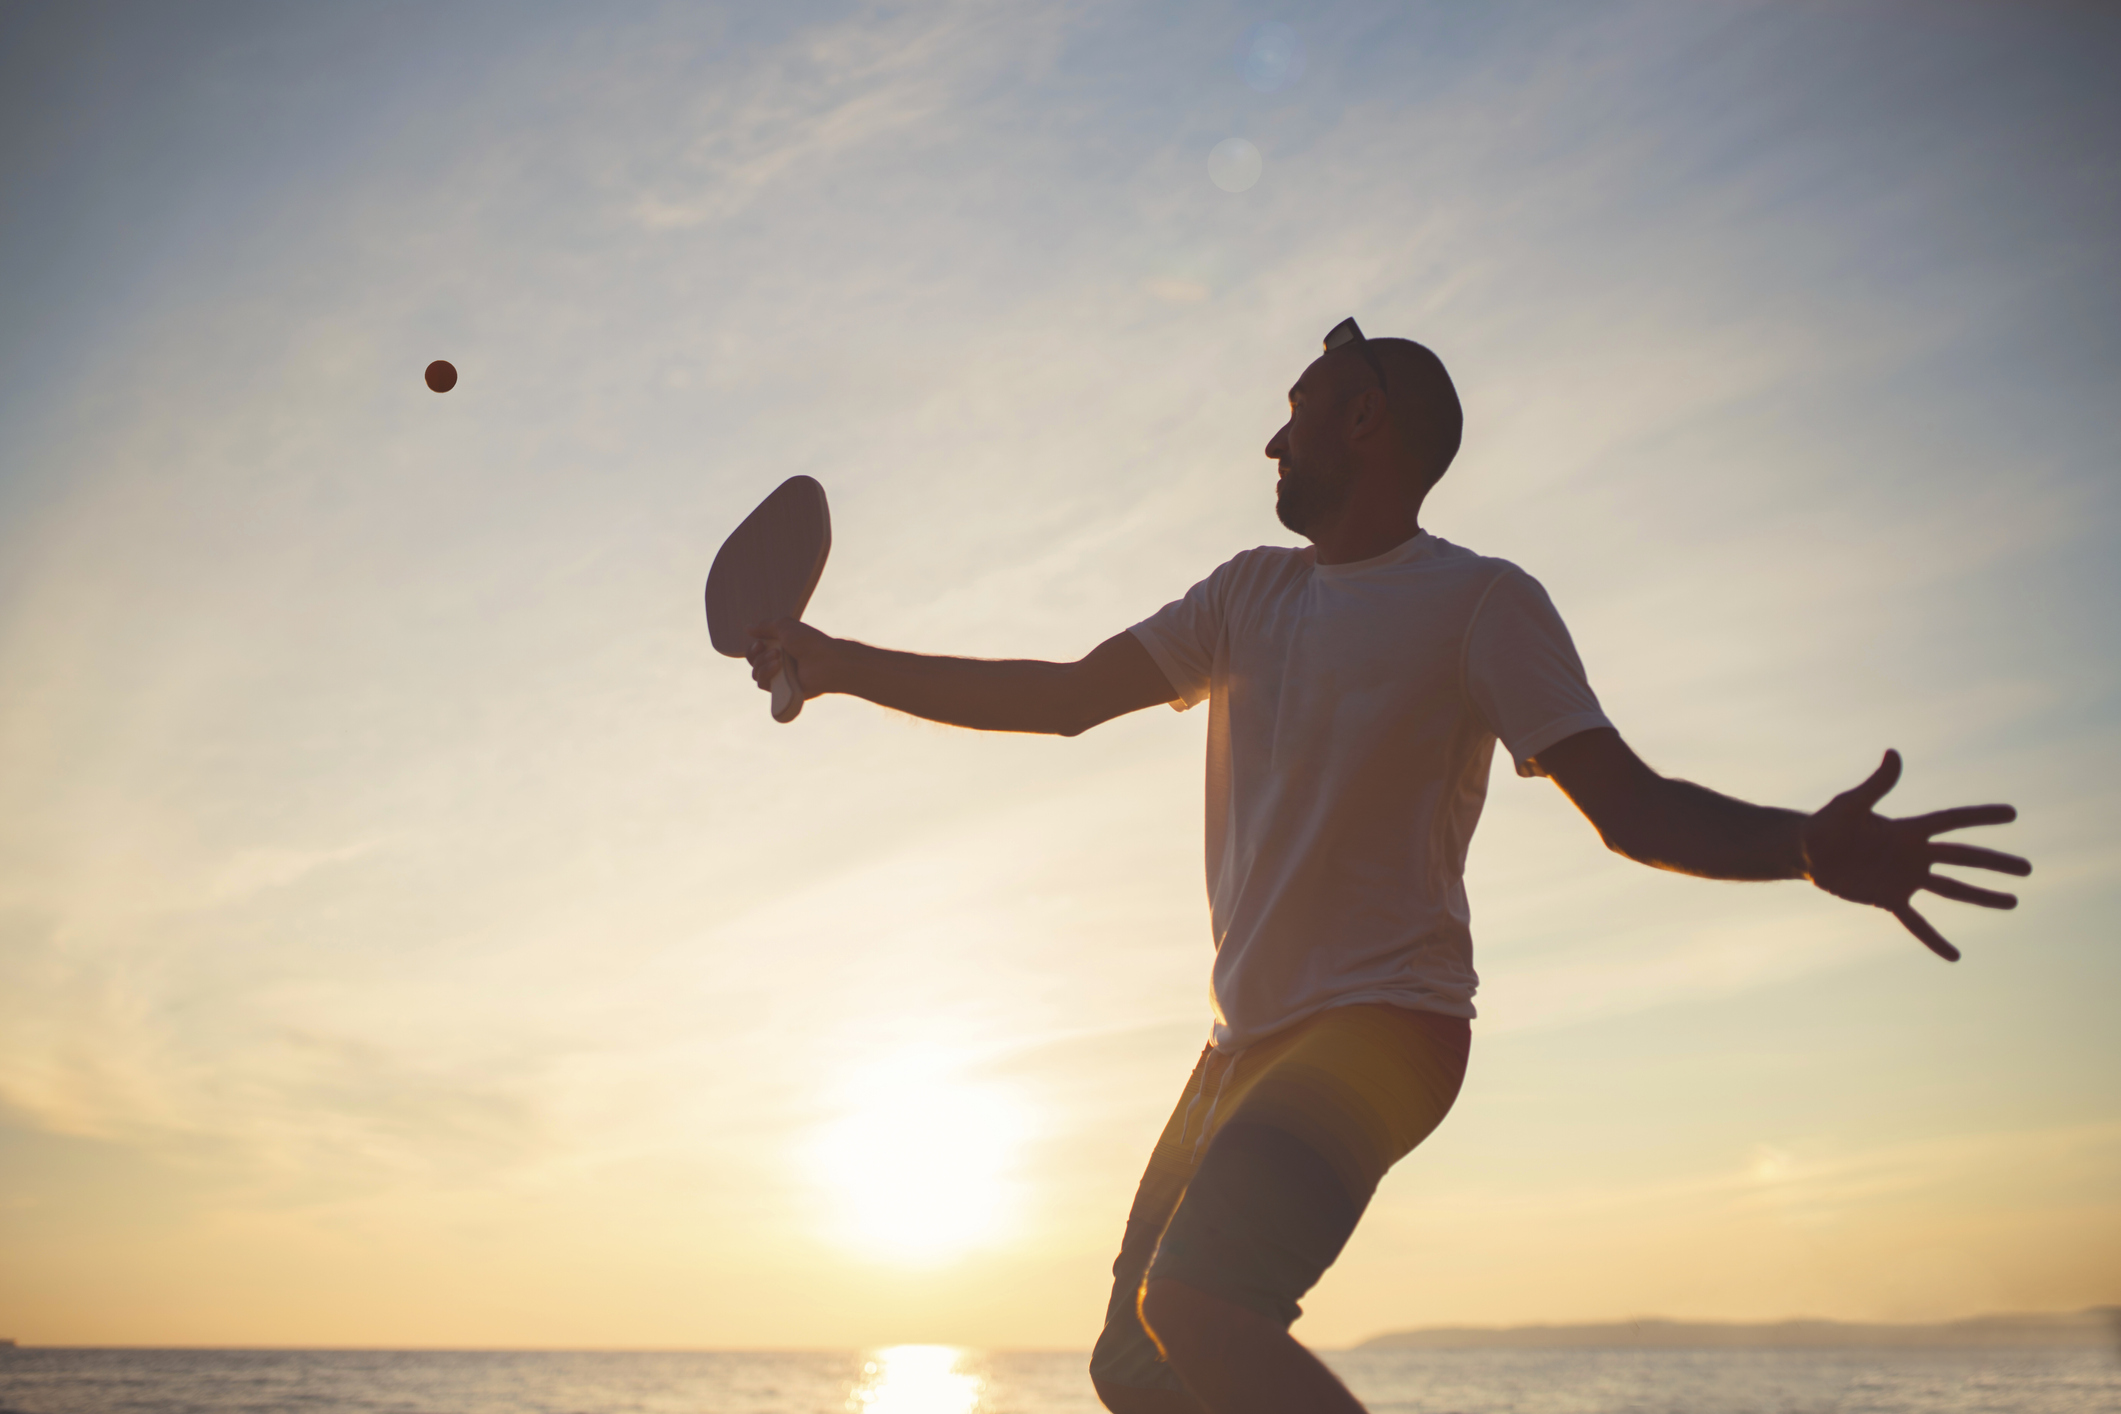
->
xmin=1 ymin=0 xmax=2114 ymax=1345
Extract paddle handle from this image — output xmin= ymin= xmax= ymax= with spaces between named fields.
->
xmin=771 ymin=655 xmax=805 ymax=723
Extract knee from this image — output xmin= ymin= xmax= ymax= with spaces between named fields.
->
xmin=1089 ymin=1373 xmax=1134 ymax=1414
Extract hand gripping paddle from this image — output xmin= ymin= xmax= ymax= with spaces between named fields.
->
xmin=705 ymin=476 xmax=832 ymax=723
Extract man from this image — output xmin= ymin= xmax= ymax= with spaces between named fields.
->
xmin=746 ymin=319 xmax=2030 ymax=1414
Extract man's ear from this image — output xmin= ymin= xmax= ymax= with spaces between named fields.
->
xmin=1346 ymin=385 xmax=1391 ymax=443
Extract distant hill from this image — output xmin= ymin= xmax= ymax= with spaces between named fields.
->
xmin=1355 ymin=1309 xmax=2121 ymax=1351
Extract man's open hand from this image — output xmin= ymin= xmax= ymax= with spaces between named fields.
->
xmin=1801 ymin=750 xmax=2030 ymax=961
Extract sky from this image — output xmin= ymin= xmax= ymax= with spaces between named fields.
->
xmin=1 ymin=0 xmax=2117 ymax=1353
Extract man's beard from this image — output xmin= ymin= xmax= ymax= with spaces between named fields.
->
xmin=1274 ymin=458 xmax=1352 ymax=536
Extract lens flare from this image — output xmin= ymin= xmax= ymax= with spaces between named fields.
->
xmin=1236 ymin=22 xmax=1304 ymax=93
xmin=1209 ymin=138 xmax=1262 ymax=193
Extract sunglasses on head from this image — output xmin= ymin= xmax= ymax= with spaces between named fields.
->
xmin=1323 ymin=317 xmax=1387 ymax=390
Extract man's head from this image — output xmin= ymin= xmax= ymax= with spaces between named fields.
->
xmin=1265 ymin=321 xmax=1462 ymax=539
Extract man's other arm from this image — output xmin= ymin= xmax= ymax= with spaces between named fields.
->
xmin=746 ymin=618 xmax=1178 ymax=737
xmin=1533 ymin=727 xmax=2029 ymax=960
xmin=1532 ymin=727 xmax=1809 ymax=880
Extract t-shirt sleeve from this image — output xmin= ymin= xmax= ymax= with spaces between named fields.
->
xmin=1127 ymin=560 xmax=1231 ymax=711
xmin=1464 ymin=567 xmax=1612 ymax=777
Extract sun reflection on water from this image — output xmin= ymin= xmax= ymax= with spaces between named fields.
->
xmin=847 ymin=1345 xmax=984 ymax=1414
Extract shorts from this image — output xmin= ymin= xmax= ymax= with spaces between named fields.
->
xmin=1088 ymin=1002 xmax=1469 ymax=1397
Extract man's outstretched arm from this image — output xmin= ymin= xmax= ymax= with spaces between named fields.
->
xmin=1534 ymin=727 xmax=2030 ymax=961
xmin=745 ymin=618 xmax=1178 ymax=737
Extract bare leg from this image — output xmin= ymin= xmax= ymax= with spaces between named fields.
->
xmin=1139 ymin=1278 xmax=1366 ymax=1414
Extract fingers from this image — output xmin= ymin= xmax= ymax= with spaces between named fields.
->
xmin=1848 ymin=749 xmax=1902 ymax=810
xmin=1892 ymin=903 xmax=1960 ymax=962
xmin=1923 ymin=873 xmax=2018 ymax=910
xmin=747 ymin=620 xmax=795 ymax=690
xmin=1910 ymin=804 xmax=2017 ymax=837
xmin=1928 ymin=842 xmax=2032 ymax=877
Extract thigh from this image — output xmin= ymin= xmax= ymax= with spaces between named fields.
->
xmin=1089 ymin=1046 xmax=1223 ymax=1396
xmin=1146 ymin=1005 xmax=1469 ymax=1326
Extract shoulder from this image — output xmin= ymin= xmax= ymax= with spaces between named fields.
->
xmin=1227 ymin=543 xmax=1312 ymax=572
xmin=1418 ymin=537 xmax=1536 ymax=604
xmin=1207 ymin=543 xmax=1313 ymax=589
xmin=1419 ymin=540 xmax=1577 ymax=635
xmin=1423 ymin=534 xmax=1522 ymax=579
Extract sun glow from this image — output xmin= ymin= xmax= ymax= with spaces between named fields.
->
xmin=810 ymin=1050 xmax=1031 ymax=1264
xmin=848 ymin=1346 xmax=984 ymax=1414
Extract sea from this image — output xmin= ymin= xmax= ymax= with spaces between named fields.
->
xmin=2 ymin=1345 xmax=2117 ymax=1414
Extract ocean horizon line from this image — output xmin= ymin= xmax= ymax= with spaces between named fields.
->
xmin=9 ymin=1307 xmax=2119 ymax=1355
xmin=1355 ymin=1307 xmax=2121 ymax=1351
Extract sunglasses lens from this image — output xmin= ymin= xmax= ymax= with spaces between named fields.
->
xmin=1323 ymin=317 xmax=1364 ymax=351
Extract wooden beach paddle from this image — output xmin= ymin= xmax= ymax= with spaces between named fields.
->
xmin=705 ymin=475 xmax=832 ymax=723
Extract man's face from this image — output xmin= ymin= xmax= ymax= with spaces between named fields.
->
xmin=1265 ymin=355 xmax=1357 ymax=537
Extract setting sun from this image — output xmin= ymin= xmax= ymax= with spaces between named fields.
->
xmin=810 ymin=1051 xmax=1033 ymax=1264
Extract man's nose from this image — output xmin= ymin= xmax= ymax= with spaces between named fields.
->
xmin=1265 ymin=422 xmax=1290 ymax=458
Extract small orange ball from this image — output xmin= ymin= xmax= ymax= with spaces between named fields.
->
xmin=425 ymin=359 xmax=458 ymax=393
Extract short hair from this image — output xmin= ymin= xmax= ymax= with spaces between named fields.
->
xmin=1369 ymin=338 xmax=1462 ymax=490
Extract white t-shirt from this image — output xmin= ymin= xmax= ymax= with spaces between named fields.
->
xmin=1129 ymin=531 xmax=1610 ymax=1048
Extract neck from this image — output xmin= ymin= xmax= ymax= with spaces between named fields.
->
xmin=1310 ymin=477 xmax=1424 ymax=565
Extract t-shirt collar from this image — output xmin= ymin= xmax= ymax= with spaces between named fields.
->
xmin=1310 ymin=529 xmax=1434 ymax=578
